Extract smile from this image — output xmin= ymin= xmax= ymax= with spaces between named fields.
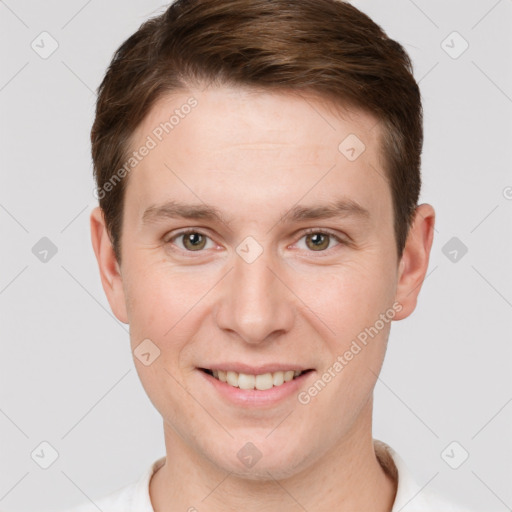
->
xmin=200 ymin=368 xmax=312 ymax=391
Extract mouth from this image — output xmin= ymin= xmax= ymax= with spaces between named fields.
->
xmin=199 ymin=368 xmax=313 ymax=391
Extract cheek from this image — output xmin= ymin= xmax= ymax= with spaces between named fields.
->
xmin=294 ymin=263 xmax=396 ymax=427
xmin=123 ymin=267 xmax=203 ymax=415
xmin=124 ymin=262 xmax=218 ymax=355
xmin=123 ymin=266 xmax=180 ymax=349
xmin=293 ymin=255 xmax=397 ymax=333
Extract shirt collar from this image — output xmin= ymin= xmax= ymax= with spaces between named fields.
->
xmin=137 ymin=440 xmax=430 ymax=512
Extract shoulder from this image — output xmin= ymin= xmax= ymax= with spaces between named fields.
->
xmin=60 ymin=456 xmax=165 ymax=512
xmin=374 ymin=440 xmax=475 ymax=512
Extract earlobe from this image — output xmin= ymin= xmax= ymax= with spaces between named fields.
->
xmin=90 ymin=206 xmax=129 ymax=324
xmin=394 ymin=203 xmax=435 ymax=321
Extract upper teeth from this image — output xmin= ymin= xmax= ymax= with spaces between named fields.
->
xmin=212 ymin=370 xmax=302 ymax=390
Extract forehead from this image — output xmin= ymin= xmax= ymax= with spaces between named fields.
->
xmin=133 ymin=85 xmax=381 ymax=154
xmin=125 ymin=85 xmax=390 ymax=223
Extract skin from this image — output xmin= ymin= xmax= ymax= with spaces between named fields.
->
xmin=91 ymin=85 xmax=435 ymax=512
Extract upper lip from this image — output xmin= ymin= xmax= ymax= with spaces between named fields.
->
xmin=199 ymin=363 xmax=313 ymax=374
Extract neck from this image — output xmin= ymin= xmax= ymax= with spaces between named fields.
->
xmin=150 ymin=403 xmax=397 ymax=512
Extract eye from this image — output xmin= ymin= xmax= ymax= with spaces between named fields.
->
xmin=166 ymin=230 xmax=215 ymax=252
xmin=296 ymin=229 xmax=344 ymax=252
xmin=165 ymin=228 xmax=346 ymax=255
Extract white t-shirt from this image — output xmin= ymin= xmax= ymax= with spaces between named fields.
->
xmin=63 ymin=440 xmax=472 ymax=511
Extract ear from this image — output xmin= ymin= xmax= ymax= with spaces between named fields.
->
xmin=90 ymin=206 xmax=129 ymax=324
xmin=394 ymin=203 xmax=435 ymax=320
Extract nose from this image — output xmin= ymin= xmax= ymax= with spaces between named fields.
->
xmin=214 ymin=246 xmax=296 ymax=345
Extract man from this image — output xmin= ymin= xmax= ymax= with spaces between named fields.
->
xmin=67 ymin=0 xmax=472 ymax=510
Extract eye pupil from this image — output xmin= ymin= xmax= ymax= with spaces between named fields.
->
xmin=183 ymin=232 xmax=206 ymax=251
xmin=306 ymin=233 xmax=329 ymax=251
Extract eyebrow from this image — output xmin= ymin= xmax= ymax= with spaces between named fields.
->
xmin=141 ymin=198 xmax=370 ymax=226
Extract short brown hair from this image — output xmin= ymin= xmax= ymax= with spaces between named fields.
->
xmin=91 ymin=0 xmax=422 ymax=264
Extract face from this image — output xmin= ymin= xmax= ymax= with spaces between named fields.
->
xmin=92 ymin=85 xmax=432 ymax=479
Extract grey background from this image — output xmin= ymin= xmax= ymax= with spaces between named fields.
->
xmin=1 ymin=0 xmax=511 ymax=510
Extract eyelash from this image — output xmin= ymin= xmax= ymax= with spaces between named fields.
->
xmin=165 ymin=228 xmax=347 ymax=255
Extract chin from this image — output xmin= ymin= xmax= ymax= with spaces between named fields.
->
xmin=205 ymin=438 xmax=312 ymax=481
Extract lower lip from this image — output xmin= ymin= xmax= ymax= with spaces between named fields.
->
xmin=198 ymin=369 xmax=314 ymax=408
